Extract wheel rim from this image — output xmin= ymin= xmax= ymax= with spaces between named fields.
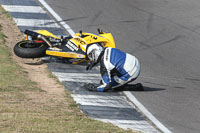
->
xmin=18 ymin=41 xmax=44 ymax=48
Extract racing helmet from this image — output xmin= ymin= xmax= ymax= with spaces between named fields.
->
xmin=86 ymin=43 xmax=104 ymax=63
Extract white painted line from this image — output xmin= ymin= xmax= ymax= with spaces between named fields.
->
xmin=72 ymin=94 xmax=130 ymax=101
xmin=2 ymin=5 xmax=46 ymax=13
xmin=124 ymin=91 xmax=172 ymax=133
xmin=13 ymin=18 xmax=60 ymax=28
xmin=57 ymin=78 xmax=98 ymax=83
xmin=53 ymin=72 xmax=100 ymax=77
xmin=72 ymin=94 xmax=133 ymax=109
xmin=52 ymin=72 xmax=100 ymax=83
xmin=38 ymin=0 xmax=75 ymax=35
xmin=95 ymin=118 xmax=157 ymax=132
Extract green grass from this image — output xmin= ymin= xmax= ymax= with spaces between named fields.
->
xmin=0 ymin=5 xmax=11 ymax=18
xmin=0 ymin=27 xmax=39 ymax=92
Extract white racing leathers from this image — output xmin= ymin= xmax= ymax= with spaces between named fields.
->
xmin=97 ymin=47 xmax=140 ymax=92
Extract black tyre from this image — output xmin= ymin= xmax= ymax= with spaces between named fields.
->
xmin=14 ymin=40 xmax=49 ymax=58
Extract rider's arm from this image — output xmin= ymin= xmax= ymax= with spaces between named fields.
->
xmin=96 ymin=71 xmax=112 ymax=92
xmin=97 ymin=48 xmax=114 ymax=92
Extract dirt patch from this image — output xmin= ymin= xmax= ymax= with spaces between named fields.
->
xmin=0 ymin=10 xmax=66 ymax=104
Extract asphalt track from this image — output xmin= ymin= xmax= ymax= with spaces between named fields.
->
xmin=37 ymin=0 xmax=200 ymax=133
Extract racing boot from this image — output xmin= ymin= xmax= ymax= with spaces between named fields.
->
xmin=123 ymin=83 xmax=144 ymax=91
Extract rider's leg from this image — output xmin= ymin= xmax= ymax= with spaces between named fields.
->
xmin=110 ymin=58 xmax=142 ymax=90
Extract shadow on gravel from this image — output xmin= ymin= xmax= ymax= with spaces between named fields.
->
xmin=24 ymin=60 xmax=44 ymax=65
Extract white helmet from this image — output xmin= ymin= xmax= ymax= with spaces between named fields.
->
xmin=86 ymin=43 xmax=104 ymax=63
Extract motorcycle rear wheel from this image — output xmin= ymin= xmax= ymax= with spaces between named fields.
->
xmin=14 ymin=40 xmax=49 ymax=58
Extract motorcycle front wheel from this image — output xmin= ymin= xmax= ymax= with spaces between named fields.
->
xmin=14 ymin=40 xmax=49 ymax=58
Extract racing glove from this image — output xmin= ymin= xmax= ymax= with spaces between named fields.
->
xmin=87 ymin=83 xmax=97 ymax=91
xmin=86 ymin=63 xmax=93 ymax=70
xmin=86 ymin=62 xmax=98 ymax=70
xmin=86 ymin=63 xmax=96 ymax=70
xmin=86 ymin=83 xmax=105 ymax=92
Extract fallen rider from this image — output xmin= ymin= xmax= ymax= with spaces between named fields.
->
xmin=85 ymin=43 xmax=144 ymax=92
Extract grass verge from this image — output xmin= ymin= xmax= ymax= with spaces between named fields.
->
xmin=0 ymin=6 xmax=136 ymax=133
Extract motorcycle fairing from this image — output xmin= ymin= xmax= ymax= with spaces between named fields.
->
xmin=71 ymin=32 xmax=116 ymax=52
xmin=46 ymin=39 xmax=86 ymax=59
xmin=17 ymin=29 xmax=116 ymax=64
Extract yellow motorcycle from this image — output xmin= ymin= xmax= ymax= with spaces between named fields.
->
xmin=14 ymin=29 xmax=116 ymax=64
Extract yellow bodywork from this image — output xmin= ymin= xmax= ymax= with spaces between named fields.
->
xmin=70 ymin=32 xmax=116 ymax=52
xmin=34 ymin=30 xmax=116 ymax=61
xmin=46 ymin=50 xmax=86 ymax=58
xmin=35 ymin=30 xmax=60 ymax=39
